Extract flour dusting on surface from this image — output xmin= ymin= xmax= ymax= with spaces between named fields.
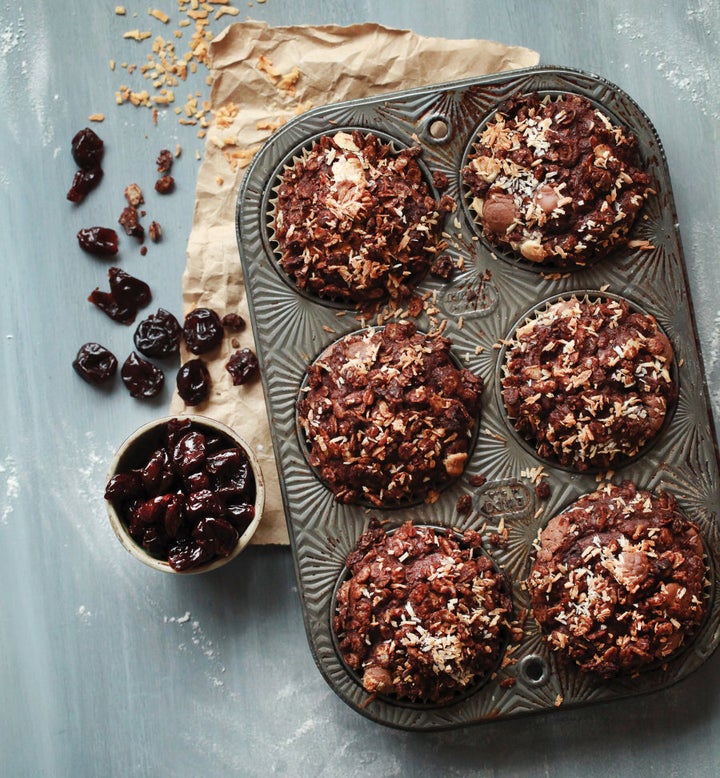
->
xmin=0 ymin=456 xmax=19 ymax=526
xmin=615 ymin=8 xmax=720 ymax=120
xmin=164 ymin=611 xmax=227 ymax=686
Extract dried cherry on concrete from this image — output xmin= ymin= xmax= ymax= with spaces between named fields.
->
xmin=72 ymin=342 xmax=118 ymax=385
xmin=133 ymin=308 xmax=182 ymax=358
xmin=71 ymin=127 xmax=104 ymax=168
xmin=183 ymin=308 xmax=223 ymax=354
xmin=104 ymin=418 xmax=257 ymax=571
xmin=67 ymin=166 xmax=103 ymax=203
xmin=110 ymin=267 xmax=151 ymax=309
xmin=89 ymin=267 xmax=151 ymax=324
xmin=77 ymin=227 xmax=119 ymax=257
xmin=87 ymin=289 xmax=135 ymax=325
xmin=225 ymin=348 xmax=259 ymax=385
xmin=176 ymin=358 xmax=211 ymax=405
xmin=120 ymin=351 xmax=165 ymax=398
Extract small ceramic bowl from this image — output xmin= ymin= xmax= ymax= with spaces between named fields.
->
xmin=105 ymin=414 xmax=264 ymax=574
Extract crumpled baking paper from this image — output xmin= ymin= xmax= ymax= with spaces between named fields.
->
xmin=169 ymin=20 xmax=539 ymax=544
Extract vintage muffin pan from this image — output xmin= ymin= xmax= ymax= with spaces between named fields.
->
xmin=237 ymin=66 xmax=720 ymax=730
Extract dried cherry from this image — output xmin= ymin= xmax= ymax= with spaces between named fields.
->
xmin=67 ymin=166 xmax=103 ymax=203
xmin=193 ymin=517 xmax=238 ymax=556
xmin=133 ymin=308 xmax=182 ymax=358
xmin=72 ymin=342 xmax=118 ymax=385
xmin=120 ymin=351 xmax=165 ymax=398
xmin=77 ymin=226 xmax=119 ymax=257
xmin=168 ymin=539 xmax=213 ymax=571
xmin=87 ymin=289 xmax=136 ymax=324
xmin=89 ymin=267 xmax=151 ymax=324
xmin=225 ymin=348 xmax=259 ymax=385
xmin=71 ymin=127 xmax=104 ymax=168
xmin=105 ymin=418 xmax=257 ymax=571
xmin=183 ymin=308 xmax=223 ymax=354
xmin=111 ymin=267 xmax=151 ymax=309
xmin=176 ymin=358 xmax=211 ymax=405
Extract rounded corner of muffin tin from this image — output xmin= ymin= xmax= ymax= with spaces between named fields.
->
xmin=236 ymin=66 xmax=720 ymax=730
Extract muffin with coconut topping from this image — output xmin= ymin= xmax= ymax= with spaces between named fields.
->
xmin=273 ymin=130 xmax=451 ymax=303
xmin=527 ymin=482 xmax=706 ymax=677
xmin=298 ymin=321 xmax=482 ymax=506
xmin=334 ymin=520 xmax=512 ymax=703
xmin=501 ymin=295 xmax=676 ymax=471
xmin=462 ymin=92 xmax=653 ymax=267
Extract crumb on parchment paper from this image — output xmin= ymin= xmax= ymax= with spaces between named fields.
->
xmin=110 ymin=1 xmax=304 ymax=170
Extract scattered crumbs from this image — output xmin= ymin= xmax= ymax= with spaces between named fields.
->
xmin=123 ymin=29 xmax=152 ymax=41
xmin=148 ymin=8 xmax=170 ymax=24
xmin=88 ymin=113 xmax=105 ymax=122
xmin=627 ymin=238 xmax=655 ymax=251
xmin=115 ymin=5 xmax=126 ymax=14
xmin=554 ymin=693 xmax=564 ymax=707
xmin=76 ymin=605 xmax=93 ymax=623
xmin=215 ymin=6 xmax=240 ymax=18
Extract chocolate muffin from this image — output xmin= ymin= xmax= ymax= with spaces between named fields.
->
xmin=273 ymin=130 xmax=451 ymax=303
xmin=462 ymin=92 xmax=653 ymax=267
xmin=527 ymin=482 xmax=706 ymax=677
xmin=334 ymin=520 xmax=512 ymax=703
xmin=297 ymin=321 xmax=482 ymax=507
xmin=501 ymin=295 xmax=676 ymax=471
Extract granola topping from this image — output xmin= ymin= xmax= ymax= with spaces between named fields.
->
xmin=502 ymin=296 xmax=675 ymax=471
xmin=273 ymin=131 xmax=450 ymax=303
xmin=462 ymin=93 xmax=654 ymax=267
xmin=297 ymin=321 xmax=482 ymax=507
xmin=334 ymin=520 xmax=512 ymax=703
xmin=527 ymin=482 xmax=706 ymax=677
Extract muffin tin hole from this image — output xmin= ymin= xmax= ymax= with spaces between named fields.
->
xmin=518 ymin=655 xmax=548 ymax=686
xmin=423 ymin=115 xmax=452 ymax=143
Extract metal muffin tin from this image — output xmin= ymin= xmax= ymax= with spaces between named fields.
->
xmin=237 ymin=66 xmax=720 ymax=730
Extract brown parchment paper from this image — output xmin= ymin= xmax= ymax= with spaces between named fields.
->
xmin=169 ymin=20 xmax=539 ymax=544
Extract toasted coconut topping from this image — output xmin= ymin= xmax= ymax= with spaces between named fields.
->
xmin=462 ymin=93 xmax=653 ymax=267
